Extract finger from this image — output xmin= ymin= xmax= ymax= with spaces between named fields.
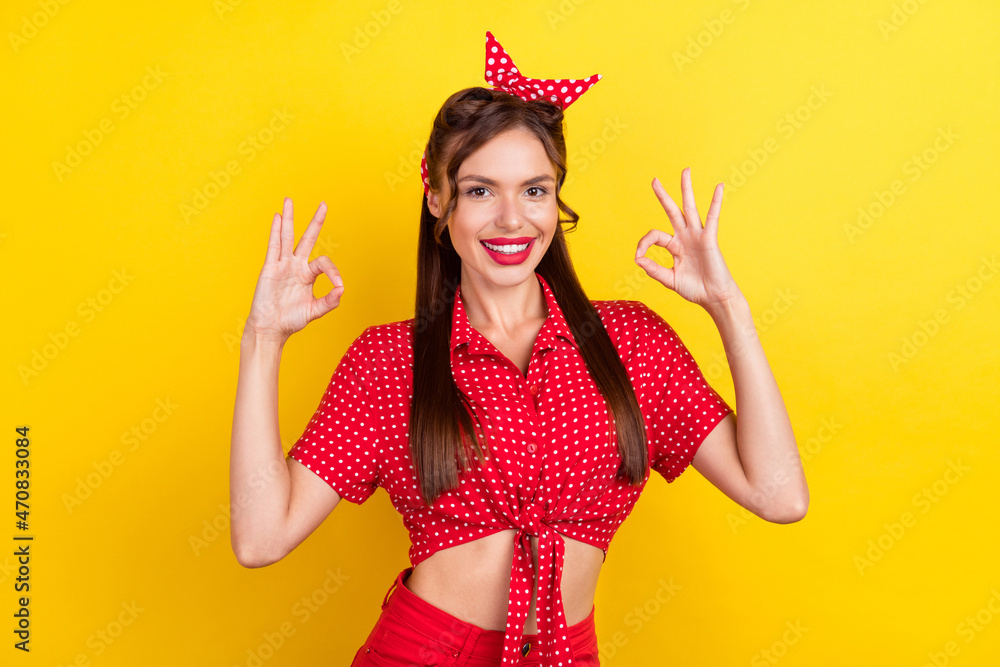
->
xmin=310 ymin=256 xmax=345 ymax=319
xmin=264 ymin=212 xmax=282 ymax=264
xmin=651 ymin=177 xmax=687 ymax=231
xmin=293 ymin=201 xmax=328 ymax=260
xmin=680 ymin=168 xmax=702 ymax=228
xmin=704 ymin=183 xmax=724 ymax=238
xmin=310 ymin=254 xmax=344 ymax=288
xmin=635 ymin=256 xmax=676 ymax=292
xmin=634 ymin=228 xmax=675 ymax=260
xmin=279 ymin=197 xmax=294 ymax=261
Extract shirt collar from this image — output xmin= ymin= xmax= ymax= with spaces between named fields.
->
xmin=449 ymin=271 xmax=579 ymax=356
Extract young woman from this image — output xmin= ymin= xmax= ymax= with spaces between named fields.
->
xmin=230 ymin=34 xmax=807 ymax=667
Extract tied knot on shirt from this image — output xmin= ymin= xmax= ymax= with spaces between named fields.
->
xmin=517 ymin=502 xmax=545 ymax=537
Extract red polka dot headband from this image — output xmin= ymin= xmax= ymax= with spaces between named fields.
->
xmin=420 ymin=30 xmax=602 ymax=197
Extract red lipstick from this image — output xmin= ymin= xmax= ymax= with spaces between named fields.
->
xmin=480 ymin=237 xmax=536 ymax=265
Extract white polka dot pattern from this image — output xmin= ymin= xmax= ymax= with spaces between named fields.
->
xmin=287 ymin=272 xmax=733 ymax=666
xmin=483 ymin=30 xmax=601 ymax=111
xmin=420 ymin=30 xmax=602 ymax=197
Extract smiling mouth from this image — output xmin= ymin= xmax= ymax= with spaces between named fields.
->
xmin=481 ymin=240 xmax=531 ymax=254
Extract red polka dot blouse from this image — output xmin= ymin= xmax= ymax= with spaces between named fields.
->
xmin=287 ymin=271 xmax=734 ymax=666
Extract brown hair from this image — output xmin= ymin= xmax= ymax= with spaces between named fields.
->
xmin=410 ymin=86 xmax=648 ymax=506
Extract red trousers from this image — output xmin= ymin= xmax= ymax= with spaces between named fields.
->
xmin=350 ymin=566 xmax=600 ymax=666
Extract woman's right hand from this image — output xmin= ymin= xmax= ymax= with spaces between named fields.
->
xmin=243 ymin=197 xmax=344 ymax=343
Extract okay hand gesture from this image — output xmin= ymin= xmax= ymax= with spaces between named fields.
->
xmin=635 ymin=168 xmax=741 ymax=311
xmin=244 ymin=198 xmax=345 ymax=343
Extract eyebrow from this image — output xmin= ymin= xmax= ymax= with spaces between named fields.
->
xmin=457 ymin=174 xmax=556 ymax=187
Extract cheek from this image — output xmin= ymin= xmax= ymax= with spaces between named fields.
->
xmin=530 ymin=202 xmax=560 ymax=231
xmin=456 ymin=204 xmax=494 ymax=228
xmin=449 ymin=214 xmax=481 ymax=248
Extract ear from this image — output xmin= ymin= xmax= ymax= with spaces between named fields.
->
xmin=427 ymin=189 xmax=441 ymax=218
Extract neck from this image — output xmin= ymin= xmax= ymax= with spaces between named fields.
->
xmin=459 ymin=268 xmax=547 ymax=334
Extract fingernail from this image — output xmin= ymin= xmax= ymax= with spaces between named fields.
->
xmin=333 ymin=276 xmax=343 ymax=287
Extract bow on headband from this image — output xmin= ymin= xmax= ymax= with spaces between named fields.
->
xmin=420 ymin=30 xmax=602 ymax=197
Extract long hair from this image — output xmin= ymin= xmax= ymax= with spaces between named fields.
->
xmin=410 ymin=86 xmax=648 ymax=506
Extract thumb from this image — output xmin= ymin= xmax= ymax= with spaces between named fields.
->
xmin=312 ymin=286 xmax=344 ymax=321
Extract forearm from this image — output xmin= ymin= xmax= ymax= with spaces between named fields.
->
xmin=229 ymin=332 xmax=293 ymax=566
xmin=706 ymin=293 xmax=808 ymax=521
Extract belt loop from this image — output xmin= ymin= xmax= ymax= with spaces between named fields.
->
xmin=381 ymin=571 xmax=400 ymax=609
xmin=382 ymin=567 xmax=413 ymax=609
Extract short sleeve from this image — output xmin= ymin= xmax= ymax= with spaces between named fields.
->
xmin=637 ymin=304 xmax=734 ymax=483
xmin=286 ymin=327 xmax=381 ymax=504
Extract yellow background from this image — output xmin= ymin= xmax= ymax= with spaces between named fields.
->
xmin=3 ymin=0 xmax=999 ymax=664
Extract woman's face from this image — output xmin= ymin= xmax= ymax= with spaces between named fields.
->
xmin=428 ymin=127 xmax=559 ymax=289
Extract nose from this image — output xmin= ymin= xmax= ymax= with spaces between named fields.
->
xmin=494 ymin=192 xmax=525 ymax=231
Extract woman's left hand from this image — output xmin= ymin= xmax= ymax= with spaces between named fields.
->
xmin=635 ymin=168 xmax=742 ymax=311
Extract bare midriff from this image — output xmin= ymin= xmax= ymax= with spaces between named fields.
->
xmin=404 ymin=529 xmax=604 ymax=634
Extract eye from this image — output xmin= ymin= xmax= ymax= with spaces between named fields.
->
xmin=464 ymin=186 xmax=491 ymax=198
xmin=525 ymin=186 xmax=549 ymax=198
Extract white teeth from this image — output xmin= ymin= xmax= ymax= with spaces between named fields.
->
xmin=483 ymin=240 xmax=530 ymax=254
